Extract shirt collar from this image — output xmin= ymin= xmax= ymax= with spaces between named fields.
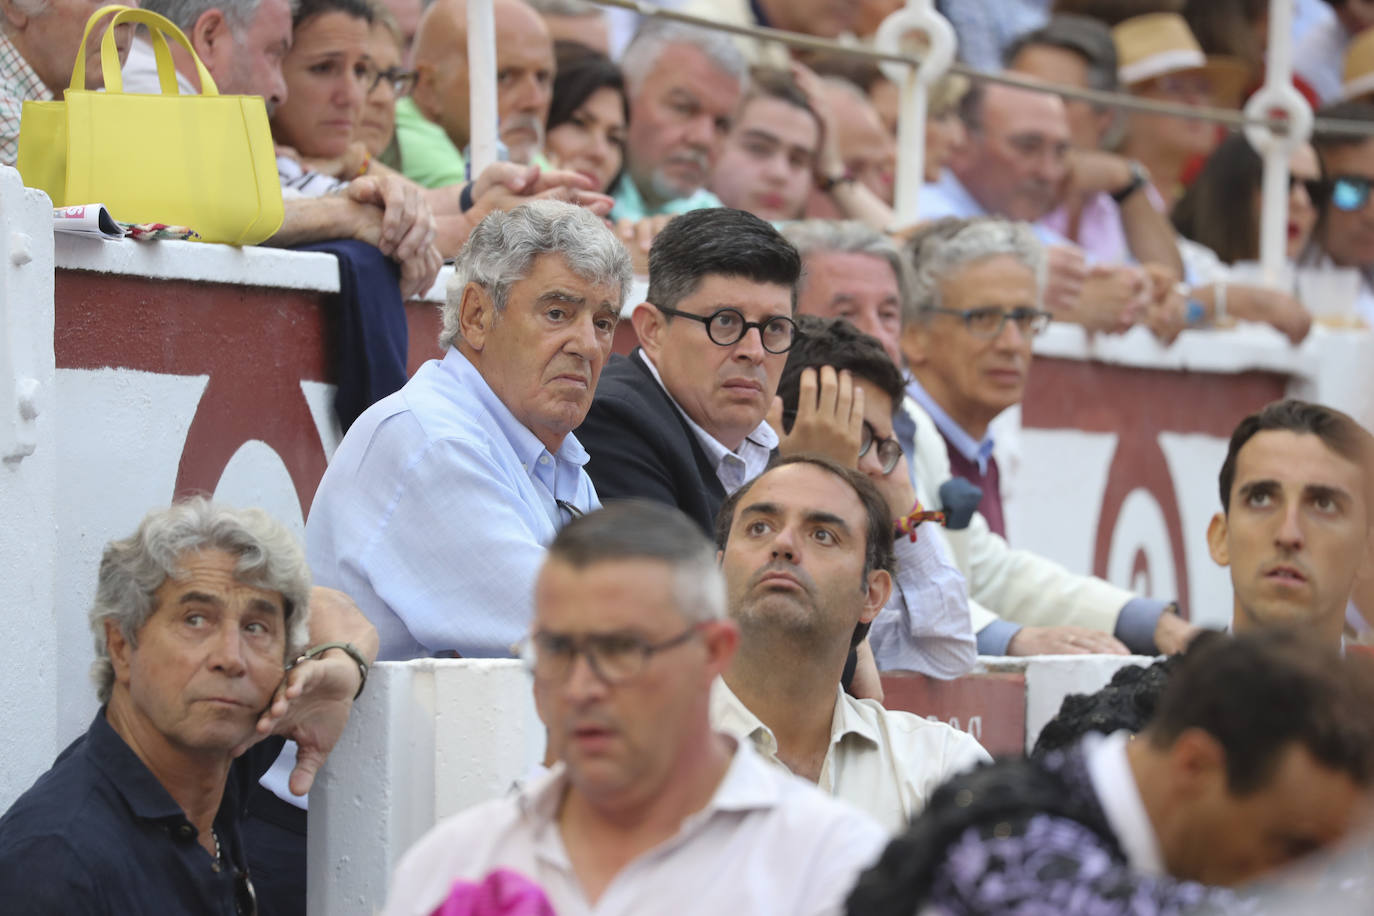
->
xmin=931 ymin=170 xmax=987 ymax=216
xmin=710 ymin=678 xmax=881 ymax=761
xmin=637 ymin=349 xmax=778 ymax=460
xmin=85 ymin=709 xmax=196 ymax=823
xmin=1082 ymin=730 xmax=1166 ymax=876
xmin=441 ymin=348 xmax=590 ymax=470
xmin=905 ymin=375 xmax=994 ymax=472
xmin=518 ymin=732 xmax=781 ymax=828
xmin=0 ymin=28 xmax=51 ymax=102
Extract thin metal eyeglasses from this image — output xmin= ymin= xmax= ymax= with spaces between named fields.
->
xmin=929 ymin=305 xmax=1052 ymax=340
xmin=516 ymin=625 xmax=702 ymax=685
xmin=861 ymin=421 xmax=904 ymax=475
xmin=655 ymin=305 xmax=798 ymax=353
xmin=367 ymin=66 xmax=418 ymax=96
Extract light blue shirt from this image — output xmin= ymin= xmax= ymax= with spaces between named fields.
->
xmin=919 ymin=171 xmax=1074 ymax=252
xmin=905 ymin=375 xmax=994 ymax=476
xmin=306 ymin=348 xmax=601 ymax=660
xmin=609 ymin=173 xmax=723 ymax=222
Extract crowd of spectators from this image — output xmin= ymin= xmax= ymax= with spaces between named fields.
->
xmin=3 ymin=0 xmax=1374 ymax=913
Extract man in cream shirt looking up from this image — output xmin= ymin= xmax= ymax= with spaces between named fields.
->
xmin=712 ymin=455 xmax=990 ymax=833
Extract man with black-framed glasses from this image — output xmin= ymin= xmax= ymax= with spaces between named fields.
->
xmin=382 ymin=500 xmax=887 ymax=916
xmin=901 ymin=217 xmax=1198 ymax=660
xmin=577 ymin=207 xmax=803 ymax=536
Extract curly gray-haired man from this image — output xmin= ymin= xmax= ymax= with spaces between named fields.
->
xmin=308 ymin=198 xmax=633 ymax=663
xmin=0 ymin=497 xmax=377 ymax=914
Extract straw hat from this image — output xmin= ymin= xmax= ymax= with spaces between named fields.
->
xmin=1112 ymin=13 xmax=1251 ymax=108
xmin=1341 ymin=27 xmax=1374 ymax=101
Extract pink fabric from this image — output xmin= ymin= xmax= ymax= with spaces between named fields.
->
xmin=428 ymin=869 xmax=557 ymax=916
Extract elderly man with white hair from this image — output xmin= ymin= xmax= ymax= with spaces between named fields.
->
xmin=609 ymin=19 xmax=747 ymax=222
xmin=307 ymin=199 xmax=634 ymax=661
xmin=0 ymin=498 xmax=377 ymax=913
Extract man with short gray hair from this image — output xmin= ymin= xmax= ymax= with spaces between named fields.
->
xmin=901 ymin=217 xmax=1197 ymax=658
xmin=610 ymin=19 xmax=747 ymax=221
xmin=381 ymin=500 xmax=887 ymax=916
xmin=307 ymin=200 xmax=633 ymax=661
xmin=0 ymin=497 xmax=377 ymax=913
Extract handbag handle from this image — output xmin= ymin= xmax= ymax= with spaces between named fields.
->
xmin=69 ymin=4 xmax=220 ymax=97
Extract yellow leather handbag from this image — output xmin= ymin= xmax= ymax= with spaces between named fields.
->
xmin=17 ymin=4 xmax=284 ymax=245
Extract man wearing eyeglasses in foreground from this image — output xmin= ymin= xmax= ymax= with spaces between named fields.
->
xmin=902 ymin=217 xmax=1198 ymax=658
xmin=381 ymin=501 xmax=887 ymax=916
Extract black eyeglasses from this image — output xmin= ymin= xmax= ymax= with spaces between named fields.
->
xmin=368 ymin=66 xmax=418 ymax=96
xmin=1330 ymin=175 xmax=1373 ymax=212
xmin=235 ymin=870 xmax=258 ymax=916
xmin=929 ymin=305 xmax=1051 ymax=340
xmin=860 ymin=421 xmax=903 ymax=475
xmin=655 ymin=305 xmax=798 ymax=354
xmin=555 ymin=499 xmax=585 ymax=523
xmin=517 ymin=626 xmax=702 ymax=684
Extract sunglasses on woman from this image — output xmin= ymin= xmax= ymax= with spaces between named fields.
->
xmin=1328 ymin=176 xmax=1374 ymax=212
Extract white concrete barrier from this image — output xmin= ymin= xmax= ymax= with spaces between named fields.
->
xmin=0 ymin=167 xmax=59 ymax=806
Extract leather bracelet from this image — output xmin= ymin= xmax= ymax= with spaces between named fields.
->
xmin=287 ymin=641 xmax=369 ymax=700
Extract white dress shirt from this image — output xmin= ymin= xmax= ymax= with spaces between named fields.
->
xmin=1083 ymin=730 xmax=1166 ymax=876
xmin=637 ymin=349 xmax=777 ymax=493
xmin=381 ymin=737 xmax=887 ymax=916
xmin=710 ymin=679 xmax=991 ymax=835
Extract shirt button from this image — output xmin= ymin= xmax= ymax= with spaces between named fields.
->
xmin=538 ymin=455 xmax=549 ymax=465
xmin=176 ymin=824 xmax=195 ymax=839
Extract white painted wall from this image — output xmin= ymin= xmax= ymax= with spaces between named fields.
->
xmin=0 ymin=167 xmax=59 ymax=806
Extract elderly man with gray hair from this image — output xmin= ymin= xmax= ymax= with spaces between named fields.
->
xmin=0 ymin=498 xmax=377 ymax=913
xmin=609 ymin=19 xmax=747 ymax=223
xmin=901 ymin=216 xmax=1198 ymax=658
xmin=307 ymin=199 xmax=633 ymax=661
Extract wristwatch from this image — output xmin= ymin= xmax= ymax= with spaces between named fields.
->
xmin=1110 ymin=160 xmax=1149 ymax=203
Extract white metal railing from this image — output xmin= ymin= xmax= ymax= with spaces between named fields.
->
xmin=463 ymin=0 xmax=1351 ymax=287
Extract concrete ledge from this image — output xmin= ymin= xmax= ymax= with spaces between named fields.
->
xmin=55 ymin=233 xmax=343 ymax=293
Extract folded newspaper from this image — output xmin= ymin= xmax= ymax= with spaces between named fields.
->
xmin=52 ymin=205 xmax=201 ymax=242
xmin=53 ymin=204 xmax=124 ymax=239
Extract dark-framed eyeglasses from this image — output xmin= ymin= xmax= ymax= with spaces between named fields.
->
xmin=368 ymin=66 xmax=418 ymax=96
xmin=860 ymin=421 xmax=904 ymax=475
xmin=655 ymin=304 xmax=798 ymax=354
xmin=1330 ymin=175 xmax=1373 ymax=212
xmin=555 ymin=499 xmax=585 ymax=523
xmin=516 ymin=625 xmax=702 ymax=685
xmin=929 ymin=305 xmax=1051 ymax=340
xmin=235 ymin=869 xmax=258 ymax=916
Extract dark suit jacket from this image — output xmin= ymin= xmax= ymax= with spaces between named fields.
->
xmin=576 ymin=349 xmax=726 ymax=536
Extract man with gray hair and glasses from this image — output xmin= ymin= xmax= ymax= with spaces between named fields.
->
xmin=0 ymin=497 xmax=378 ymax=913
xmin=381 ymin=500 xmax=886 ymax=916
xmin=902 ymin=217 xmax=1198 ymax=658
xmin=307 ymin=199 xmax=633 ymax=662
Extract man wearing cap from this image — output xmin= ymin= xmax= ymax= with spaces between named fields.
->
xmin=1298 ymin=0 xmax=1374 ymax=104
xmin=1113 ymin=13 xmax=1251 ymax=211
